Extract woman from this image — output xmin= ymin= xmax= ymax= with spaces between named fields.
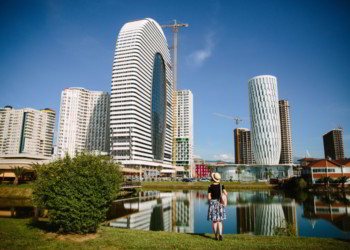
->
xmin=207 ymin=172 xmax=227 ymax=241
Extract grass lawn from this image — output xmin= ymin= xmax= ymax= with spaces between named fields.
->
xmin=0 ymin=218 xmax=349 ymax=249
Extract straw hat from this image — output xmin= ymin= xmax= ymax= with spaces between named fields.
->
xmin=211 ymin=173 xmax=221 ymax=183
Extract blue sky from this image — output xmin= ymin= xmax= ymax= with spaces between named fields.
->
xmin=1 ymin=0 xmax=349 ymax=161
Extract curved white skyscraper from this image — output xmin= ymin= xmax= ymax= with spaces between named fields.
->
xmin=110 ymin=18 xmax=173 ymax=168
xmin=248 ymin=75 xmax=281 ymax=165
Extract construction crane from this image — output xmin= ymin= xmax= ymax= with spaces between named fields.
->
xmin=213 ymin=113 xmax=246 ymax=125
xmin=161 ymin=19 xmax=188 ymax=91
xmin=161 ymin=20 xmax=188 ymax=166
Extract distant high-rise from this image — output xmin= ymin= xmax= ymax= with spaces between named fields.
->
xmin=175 ymin=90 xmax=193 ymax=168
xmin=248 ymin=75 xmax=281 ymax=165
xmin=57 ymin=87 xmax=109 ymax=157
xmin=0 ymin=106 xmax=55 ymax=157
xmin=323 ymin=129 xmax=344 ymax=160
xmin=234 ymin=128 xmax=255 ymax=164
xmin=109 ymin=18 xmax=173 ymax=169
xmin=279 ymin=100 xmax=293 ymax=164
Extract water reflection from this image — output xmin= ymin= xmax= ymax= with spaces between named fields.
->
xmin=303 ymin=193 xmax=350 ymax=232
xmin=106 ymin=190 xmax=350 ymax=239
xmin=107 ymin=191 xmax=194 ymax=233
xmin=0 ymin=198 xmax=34 ymax=218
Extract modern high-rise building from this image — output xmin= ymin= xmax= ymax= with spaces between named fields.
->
xmin=323 ymin=129 xmax=344 ymax=160
xmin=109 ymin=18 xmax=173 ymax=171
xmin=234 ymin=128 xmax=255 ymax=164
xmin=57 ymin=87 xmax=109 ymax=157
xmin=279 ymin=100 xmax=293 ymax=164
xmin=248 ymin=75 xmax=281 ymax=165
xmin=0 ymin=106 xmax=55 ymax=157
xmin=175 ymin=89 xmax=193 ymax=168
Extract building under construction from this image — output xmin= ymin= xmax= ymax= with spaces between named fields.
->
xmin=234 ymin=128 xmax=255 ymax=164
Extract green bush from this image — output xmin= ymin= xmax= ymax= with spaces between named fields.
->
xmin=33 ymin=153 xmax=122 ymax=234
xmin=296 ymin=178 xmax=307 ymax=190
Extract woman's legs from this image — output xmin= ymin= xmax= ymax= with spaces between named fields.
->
xmin=212 ymin=221 xmax=218 ymax=234
xmin=218 ymin=221 xmax=224 ymax=240
xmin=218 ymin=221 xmax=223 ymax=235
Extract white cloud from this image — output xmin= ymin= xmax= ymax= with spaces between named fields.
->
xmin=213 ymin=153 xmax=235 ymax=162
xmin=188 ymin=32 xmax=215 ymax=66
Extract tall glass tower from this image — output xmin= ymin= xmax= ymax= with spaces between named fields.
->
xmin=248 ymin=75 xmax=281 ymax=165
xmin=110 ymin=18 xmax=173 ymax=169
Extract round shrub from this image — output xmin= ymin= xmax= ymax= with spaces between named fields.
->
xmin=33 ymin=153 xmax=122 ymax=234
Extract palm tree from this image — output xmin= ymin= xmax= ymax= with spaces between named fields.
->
xmin=184 ymin=165 xmax=189 ymax=177
xmin=156 ymin=166 xmax=162 ymax=181
xmin=317 ymin=176 xmax=333 ymax=189
xmin=0 ymin=170 xmax=3 ymax=184
xmin=337 ymin=176 xmax=349 ymax=189
xmin=236 ymin=167 xmax=243 ymax=182
xmin=208 ymin=165 xmax=216 ymax=175
xmin=11 ymin=166 xmax=26 ymax=185
xmin=266 ymin=169 xmax=273 ymax=180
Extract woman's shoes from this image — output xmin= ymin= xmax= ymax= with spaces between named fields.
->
xmin=219 ymin=235 xmax=223 ymax=241
xmin=215 ymin=233 xmax=219 ymax=240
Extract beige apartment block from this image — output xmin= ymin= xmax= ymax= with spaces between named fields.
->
xmin=0 ymin=106 xmax=55 ymax=157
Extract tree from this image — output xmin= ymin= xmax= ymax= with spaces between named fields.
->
xmin=0 ymin=170 xmax=3 ymax=184
xmin=33 ymin=153 xmax=122 ymax=234
xmin=11 ymin=166 xmax=26 ymax=185
xmin=316 ymin=176 xmax=333 ymax=189
xmin=184 ymin=165 xmax=189 ymax=177
xmin=208 ymin=165 xmax=216 ymax=174
xmin=236 ymin=167 xmax=243 ymax=182
xmin=337 ymin=176 xmax=349 ymax=189
xmin=156 ymin=166 xmax=162 ymax=181
xmin=266 ymin=169 xmax=273 ymax=180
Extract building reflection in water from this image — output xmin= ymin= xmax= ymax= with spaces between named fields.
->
xmin=235 ymin=192 xmax=297 ymax=236
xmin=107 ymin=191 xmax=195 ymax=233
xmin=302 ymin=193 xmax=350 ymax=232
xmin=107 ymin=190 xmax=298 ymax=236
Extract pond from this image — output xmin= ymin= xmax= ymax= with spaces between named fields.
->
xmin=105 ymin=190 xmax=350 ymax=239
xmin=1 ymin=190 xmax=350 ymax=239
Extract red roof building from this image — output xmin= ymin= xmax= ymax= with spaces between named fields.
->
xmin=302 ymin=159 xmax=350 ymax=184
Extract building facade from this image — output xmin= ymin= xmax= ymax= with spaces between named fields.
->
xmin=0 ymin=106 xmax=55 ymax=157
xmin=234 ymin=128 xmax=255 ymax=164
xmin=110 ymin=18 xmax=173 ymax=172
xmin=175 ymin=89 xmax=193 ymax=168
xmin=279 ymin=100 xmax=293 ymax=164
xmin=57 ymin=87 xmax=109 ymax=157
xmin=323 ymin=129 xmax=344 ymax=160
xmin=302 ymin=159 xmax=350 ymax=184
xmin=248 ymin=75 xmax=281 ymax=165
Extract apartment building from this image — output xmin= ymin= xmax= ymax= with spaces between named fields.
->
xmin=0 ymin=106 xmax=55 ymax=157
xmin=175 ymin=90 xmax=193 ymax=168
xmin=57 ymin=87 xmax=109 ymax=157
xmin=279 ymin=100 xmax=293 ymax=164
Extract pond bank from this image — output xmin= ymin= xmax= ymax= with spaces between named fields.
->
xmin=141 ymin=181 xmax=278 ymax=191
xmin=0 ymin=182 xmax=278 ymax=199
xmin=0 ymin=218 xmax=349 ymax=249
xmin=0 ymin=186 xmax=33 ymax=199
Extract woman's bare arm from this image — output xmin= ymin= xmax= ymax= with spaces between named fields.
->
xmin=208 ymin=193 xmax=212 ymax=200
xmin=223 ymin=189 xmax=228 ymax=196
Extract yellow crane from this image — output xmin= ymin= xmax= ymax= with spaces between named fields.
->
xmin=161 ymin=20 xmax=188 ymax=167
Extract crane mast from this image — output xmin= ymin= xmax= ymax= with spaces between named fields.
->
xmin=161 ymin=20 xmax=188 ymax=166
